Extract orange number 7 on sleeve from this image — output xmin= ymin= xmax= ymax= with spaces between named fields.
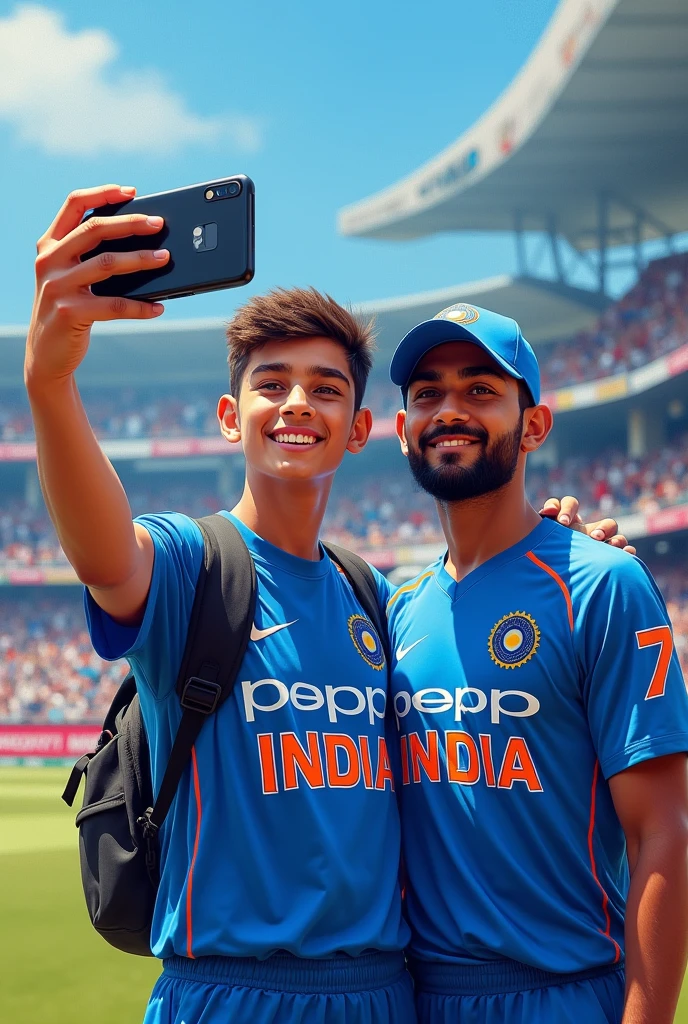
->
xmin=635 ymin=626 xmax=674 ymax=700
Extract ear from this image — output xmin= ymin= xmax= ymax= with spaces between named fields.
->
xmin=520 ymin=404 xmax=553 ymax=454
xmin=217 ymin=394 xmax=242 ymax=445
xmin=396 ymin=409 xmax=409 ymax=457
xmin=346 ymin=406 xmax=373 ymax=455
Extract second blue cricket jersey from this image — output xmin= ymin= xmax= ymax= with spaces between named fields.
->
xmin=85 ymin=511 xmax=409 ymax=961
xmin=387 ymin=517 xmax=688 ymax=973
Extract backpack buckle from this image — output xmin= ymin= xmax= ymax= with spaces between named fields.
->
xmin=181 ymin=677 xmax=222 ymax=714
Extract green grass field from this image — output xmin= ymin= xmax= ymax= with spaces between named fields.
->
xmin=2 ymin=766 xmax=688 ymax=1023
xmin=0 ymin=768 xmax=159 ymax=1023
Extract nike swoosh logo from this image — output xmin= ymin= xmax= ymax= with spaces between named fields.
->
xmin=250 ymin=620 xmax=298 ymax=642
xmin=396 ymin=636 xmax=428 ymax=661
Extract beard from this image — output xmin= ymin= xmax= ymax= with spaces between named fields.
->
xmin=406 ymin=417 xmax=523 ymax=504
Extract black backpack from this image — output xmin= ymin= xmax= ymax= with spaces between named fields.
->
xmin=62 ymin=513 xmax=390 ymax=957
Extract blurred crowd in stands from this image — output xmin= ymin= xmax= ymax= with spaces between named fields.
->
xmin=527 ymin=434 xmax=688 ymax=524
xmin=0 ymin=385 xmax=218 ymax=442
xmin=1 ymin=433 xmax=687 ymax=569
xmin=651 ymin=569 xmax=688 ymax=682
xmin=0 ymin=596 xmax=128 ymax=723
xmin=0 ymin=484 xmax=228 ymax=569
xmin=539 ymin=253 xmax=688 ymax=392
xmin=1 ymin=253 xmax=687 ymax=444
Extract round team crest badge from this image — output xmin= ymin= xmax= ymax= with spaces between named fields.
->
xmin=488 ymin=611 xmax=540 ymax=669
xmin=436 ymin=303 xmax=480 ymax=326
xmin=348 ymin=615 xmax=385 ymax=670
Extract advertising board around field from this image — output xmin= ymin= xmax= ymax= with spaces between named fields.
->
xmin=0 ymin=725 xmax=99 ymax=762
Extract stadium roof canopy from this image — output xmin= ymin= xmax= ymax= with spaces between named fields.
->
xmin=0 ymin=318 xmax=230 ymax=388
xmin=358 ymin=274 xmax=606 ymax=359
xmin=338 ymin=0 xmax=688 ymax=251
xmin=0 ymin=275 xmax=604 ymax=387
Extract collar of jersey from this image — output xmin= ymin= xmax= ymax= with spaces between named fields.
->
xmin=218 ymin=510 xmax=332 ymax=579
xmin=435 ymin=516 xmax=560 ymax=602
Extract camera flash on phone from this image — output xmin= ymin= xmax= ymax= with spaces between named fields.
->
xmin=205 ymin=189 xmax=214 ymax=200
xmin=192 ymin=223 xmax=218 ymax=252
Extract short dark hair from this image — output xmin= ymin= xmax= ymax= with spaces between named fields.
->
xmin=517 ymin=379 xmax=535 ymax=412
xmin=226 ymin=287 xmax=375 ymax=411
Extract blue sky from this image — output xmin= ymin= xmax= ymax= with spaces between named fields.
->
xmin=0 ymin=0 xmax=563 ymax=325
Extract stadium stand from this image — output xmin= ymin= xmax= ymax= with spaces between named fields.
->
xmin=1 ymin=431 xmax=688 ymax=571
xmin=0 ymin=594 xmax=129 ymax=724
xmin=0 ymin=251 xmax=686 ymax=445
xmin=540 ymin=253 xmax=688 ymax=391
xmin=1 ymin=0 xmax=687 ymax=740
xmin=2 ymin=247 xmax=688 ymax=727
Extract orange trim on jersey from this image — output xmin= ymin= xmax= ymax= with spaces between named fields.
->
xmin=186 ymin=746 xmax=203 ymax=959
xmin=588 ymin=759 xmax=622 ymax=964
xmin=387 ymin=571 xmax=435 ymax=610
xmin=526 ymin=551 xmax=574 ymax=631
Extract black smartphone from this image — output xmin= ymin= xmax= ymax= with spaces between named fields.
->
xmin=82 ymin=176 xmax=255 ymax=301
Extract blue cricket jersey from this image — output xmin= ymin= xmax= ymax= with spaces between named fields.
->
xmin=387 ymin=517 xmax=688 ymax=973
xmin=86 ymin=511 xmax=409 ymax=961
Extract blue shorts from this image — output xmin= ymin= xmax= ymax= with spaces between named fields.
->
xmin=143 ymin=951 xmax=416 ymax=1024
xmin=410 ymin=958 xmax=624 ymax=1024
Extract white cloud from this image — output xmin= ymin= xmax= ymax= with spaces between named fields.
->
xmin=0 ymin=5 xmax=263 ymax=156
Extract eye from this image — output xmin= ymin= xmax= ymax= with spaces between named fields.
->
xmin=468 ymin=384 xmax=496 ymax=396
xmin=255 ymin=380 xmax=285 ymax=392
xmin=413 ymin=387 xmax=440 ymax=401
xmin=314 ymin=385 xmax=342 ymax=396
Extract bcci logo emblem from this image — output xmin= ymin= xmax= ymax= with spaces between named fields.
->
xmin=348 ymin=615 xmax=385 ymax=671
xmin=436 ymin=303 xmax=480 ymax=326
xmin=488 ymin=611 xmax=540 ymax=669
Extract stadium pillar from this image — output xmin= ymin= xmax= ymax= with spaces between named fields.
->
xmin=514 ymin=212 xmax=528 ymax=276
xmin=628 ymin=408 xmax=646 ymax=458
xmin=25 ymin=465 xmax=41 ymax=509
xmin=597 ymin=193 xmax=609 ymax=296
xmin=547 ymin=215 xmax=565 ymax=284
xmin=218 ymin=458 xmax=237 ymax=504
xmin=628 ymin=406 xmax=665 ymax=459
xmin=633 ymin=213 xmax=644 ymax=276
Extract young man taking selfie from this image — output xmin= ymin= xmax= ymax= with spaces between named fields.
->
xmin=25 ymin=186 xmax=628 ymax=1024
xmin=387 ymin=303 xmax=688 ymax=1024
xmin=25 ymin=184 xmax=415 ymax=1024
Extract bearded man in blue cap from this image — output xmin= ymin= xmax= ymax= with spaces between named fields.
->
xmin=387 ymin=303 xmax=688 ymax=1024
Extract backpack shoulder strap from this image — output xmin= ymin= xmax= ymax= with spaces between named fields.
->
xmin=321 ymin=542 xmax=391 ymax=665
xmin=175 ymin=513 xmax=257 ymax=707
xmin=148 ymin=514 xmax=257 ymax=830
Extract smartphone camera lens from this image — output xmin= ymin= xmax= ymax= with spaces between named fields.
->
xmin=206 ymin=181 xmax=242 ymax=201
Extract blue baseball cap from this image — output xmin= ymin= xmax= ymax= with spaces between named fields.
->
xmin=390 ymin=302 xmax=541 ymax=405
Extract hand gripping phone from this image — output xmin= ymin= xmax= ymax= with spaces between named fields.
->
xmin=82 ymin=176 xmax=255 ymax=301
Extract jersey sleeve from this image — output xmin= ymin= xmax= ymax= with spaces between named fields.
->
xmin=84 ymin=512 xmax=204 ymax=700
xmin=578 ymin=555 xmax=688 ymax=779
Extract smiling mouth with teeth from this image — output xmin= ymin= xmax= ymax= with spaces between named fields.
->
xmin=270 ymin=432 xmax=320 ymax=445
xmin=433 ymin=439 xmax=477 ymax=448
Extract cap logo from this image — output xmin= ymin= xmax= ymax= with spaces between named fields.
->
xmin=435 ymin=303 xmax=480 ymax=325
